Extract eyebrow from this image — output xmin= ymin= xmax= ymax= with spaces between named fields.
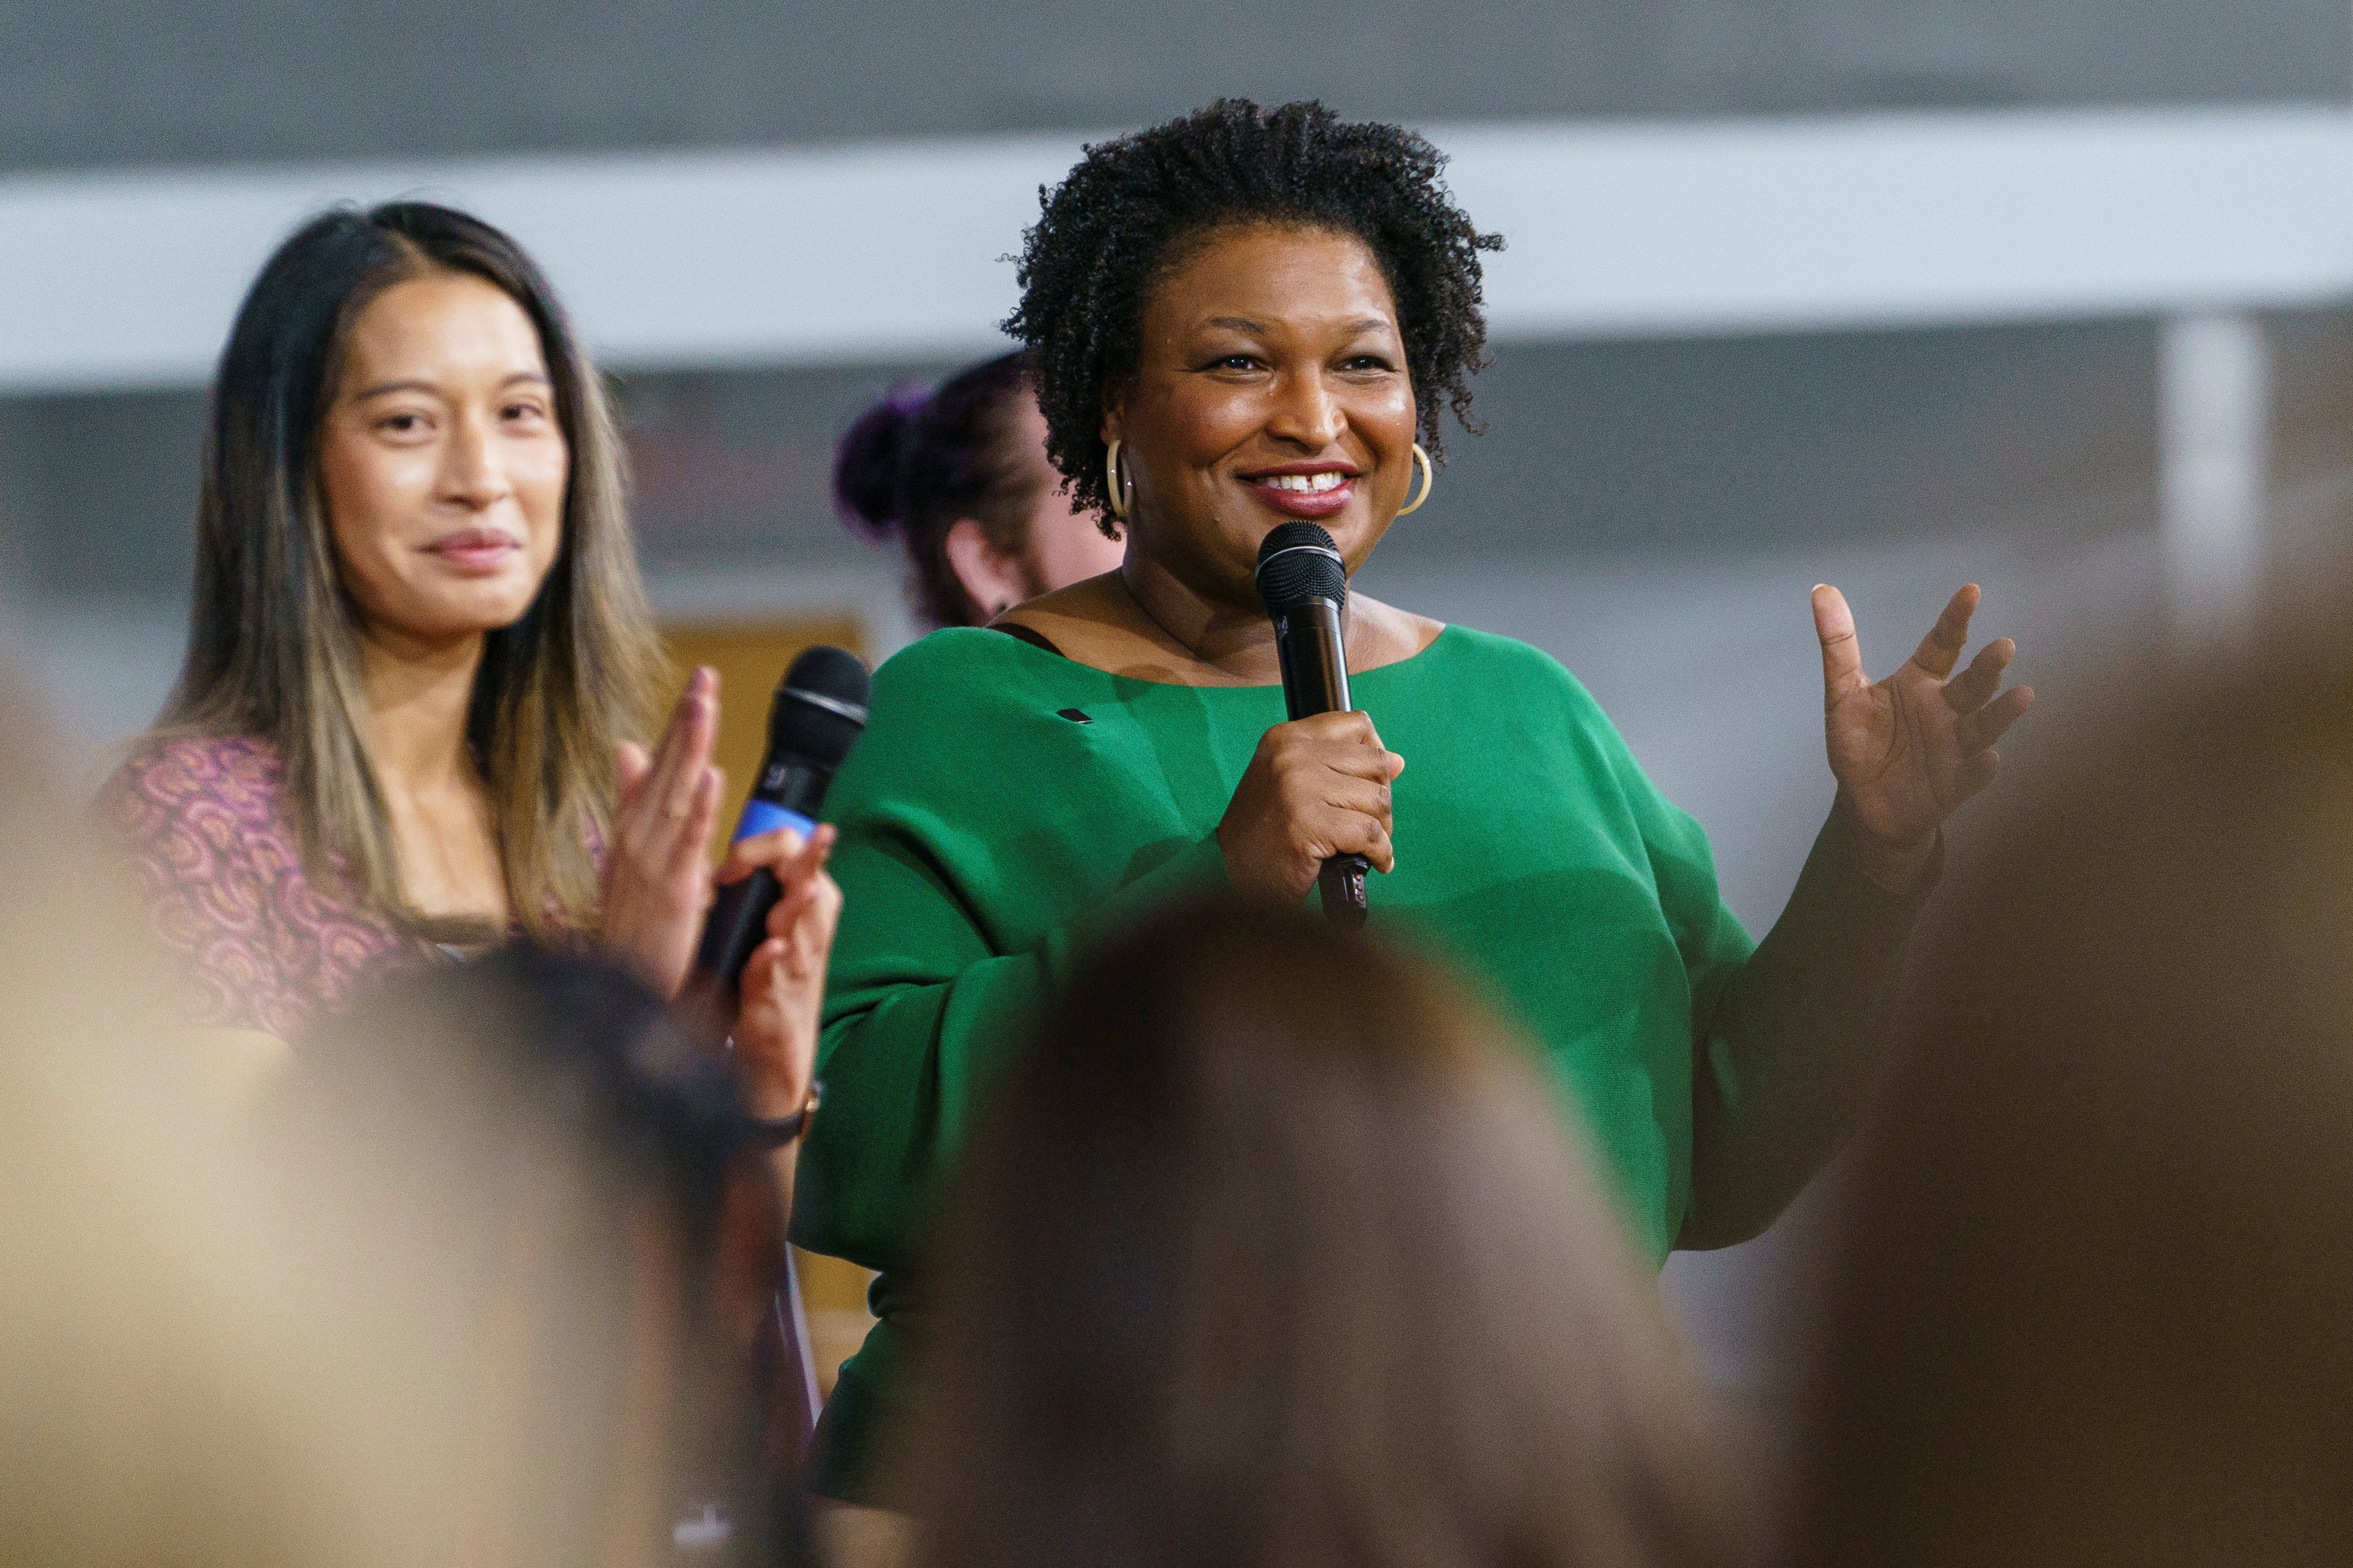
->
xmin=349 ymin=370 xmax=552 ymax=401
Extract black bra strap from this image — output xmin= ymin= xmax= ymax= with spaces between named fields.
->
xmin=990 ymin=621 xmax=1064 ymax=657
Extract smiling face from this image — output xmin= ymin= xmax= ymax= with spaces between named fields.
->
xmin=317 ymin=271 xmax=568 ymax=652
xmin=1105 ymin=224 xmax=1419 ymax=610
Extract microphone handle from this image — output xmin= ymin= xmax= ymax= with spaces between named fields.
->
xmin=694 ymin=796 xmax=818 ymax=993
xmin=700 ymin=866 xmax=784 ymax=992
xmin=1318 ymin=855 xmax=1370 ymax=928
xmin=1278 ymin=598 xmax=1371 ymax=928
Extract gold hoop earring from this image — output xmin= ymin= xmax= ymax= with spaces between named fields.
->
xmin=1104 ymin=439 xmax=1134 ymax=521
xmin=1396 ymin=443 xmax=1434 ymax=516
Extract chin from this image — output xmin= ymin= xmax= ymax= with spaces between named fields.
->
xmin=411 ymin=584 xmax=546 ymax=639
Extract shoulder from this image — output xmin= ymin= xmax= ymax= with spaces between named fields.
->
xmin=868 ymin=627 xmax=1072 ymax=719
xmin=1396 ymin=628 xmax=1643 ymax=784
xmin=1415 ymin=626 xmax=1598 ymax=708
xmin=996 ymin=573 xmax=1119 ymax=630
xmin=829 ymin=629 xmax=1093 ymax=822
xmin=96 ymin=732 xmax=286 ymax=838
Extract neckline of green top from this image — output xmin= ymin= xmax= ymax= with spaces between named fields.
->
xmin=964 ymin=621 xmax=1463 ymax=692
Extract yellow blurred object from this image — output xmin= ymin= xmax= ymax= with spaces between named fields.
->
xmin=795 ymin=1248 xmax=881 ymax=1398
xmin=663 ymin=618 xmax=866 ymax=862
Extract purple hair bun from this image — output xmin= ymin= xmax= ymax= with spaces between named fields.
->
xmin=832 ymin=382 xmax=936 ymax=541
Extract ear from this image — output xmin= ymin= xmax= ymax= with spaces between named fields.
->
xmin=1099 ymin=386 xmax=1126 ymax=447
xmin=942 ymin=519 xmax=1033 ymax=620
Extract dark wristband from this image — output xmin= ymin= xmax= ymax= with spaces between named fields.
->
xmin=741 ymin=1079 xmax=822 ymax=1149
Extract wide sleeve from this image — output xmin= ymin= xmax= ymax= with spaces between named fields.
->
xmin=1579 ymin=681 xmax=1935 ymax=1250
xmin=792 ymin=651 xmax=1227 ymax=1272
xmin=1679 ymin=808 xmax=1935 ymax=1246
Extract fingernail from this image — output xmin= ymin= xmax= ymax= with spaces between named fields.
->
xmin=1811 ymin=583 xmax=1828 ymax=594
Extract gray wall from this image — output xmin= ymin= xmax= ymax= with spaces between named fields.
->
xmin=0 ymin=316 xmax=2162 ymax=597
xmin=3 ymin=0 xmax=2346 ymax=173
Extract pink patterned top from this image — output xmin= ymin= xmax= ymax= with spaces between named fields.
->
xmin=100 ymin=734 xmax=443 ymax=1036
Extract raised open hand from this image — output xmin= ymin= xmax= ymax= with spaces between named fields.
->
xmin=598 ymin=665 xmax=723 ymax=998
xmin=1815 ymin=583 xmax=2034 ymax=889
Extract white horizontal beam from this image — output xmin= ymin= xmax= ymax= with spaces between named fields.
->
xmin=3 ymin=106 xmax=2351 ymax=395
xmin=1442 ymin=107 xmax=2353 ymax=337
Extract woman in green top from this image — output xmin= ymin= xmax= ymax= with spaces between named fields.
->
xmin=797 ymin=100 xmax=2034 ymax=1506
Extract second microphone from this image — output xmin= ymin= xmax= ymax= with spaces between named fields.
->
xmin=693 ymin=644 xmax=871 ymax=993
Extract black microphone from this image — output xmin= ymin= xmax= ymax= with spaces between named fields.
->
xmin=1254 ymin=521 xmax=1370 ymax=928
xmin=691 ymin=644 xmax=871 ymax=994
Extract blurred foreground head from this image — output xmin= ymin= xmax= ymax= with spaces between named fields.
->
xmin=0 ymin=669 xmax=300 ymax=1565
xmin=283 ymin=946 xmax=793 ymax=1566
xmin=1792 ymin=649 xmax=2353 ymax=1565
xmin=1 ymin=688 xmax=790 ymax=1568
xmin=898 ymin=895 xmax=1740 ymax=1568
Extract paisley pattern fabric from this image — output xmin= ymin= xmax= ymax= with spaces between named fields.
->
xmin=98 ymin=734 xmax=441 ymax=1037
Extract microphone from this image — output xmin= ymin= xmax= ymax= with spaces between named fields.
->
xmin=691 ymin=644 xmax=871 ymax=993
xmin=1254 ymin=521 xmax=1370 ymax=929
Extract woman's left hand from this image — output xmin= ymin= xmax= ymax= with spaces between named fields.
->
xmin=720 ymin=823 xmax=842 ymax=1121
xmin=1814 ymin=583 xmax=2035 ymax=891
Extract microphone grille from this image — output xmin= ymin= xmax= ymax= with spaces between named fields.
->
xmin=772 ymin=644 xmax=872 ymax=765
xmin=1254 ymin=522 xmax=1347 ymax=619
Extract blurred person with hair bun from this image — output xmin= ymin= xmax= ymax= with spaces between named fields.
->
xmin=833 ymin=350 xmax=1126 ymax=629
xmin=800 ymin=99 xmax=2032 ymax=1509
xmin=96 ymin=200 xmax=830 ymax=1061
xmin=1787 ymin=633 xmax=2353 ymax=1566
xmin=894 ymin=893 xmax=1747 ymax=1568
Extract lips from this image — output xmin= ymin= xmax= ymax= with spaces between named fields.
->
xmin=1241 ymin=467 xmax=1358 ymax=520
xmin=427 ymin=528 xmax=521 ymax=572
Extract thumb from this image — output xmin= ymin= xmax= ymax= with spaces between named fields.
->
xmin=1813 ymin=584 xmax=1869 ymax=711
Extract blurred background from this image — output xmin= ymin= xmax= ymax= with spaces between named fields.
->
xmin=6 ymin=0 xmax=2352 ymax=1458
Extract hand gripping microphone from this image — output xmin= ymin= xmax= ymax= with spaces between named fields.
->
xmin=691 ymin=644 xmax=871 ymax=994
xmin=1254 ymin=521 xmax=1370 ymax=928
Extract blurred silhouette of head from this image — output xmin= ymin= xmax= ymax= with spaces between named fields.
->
xmin=896 ymin=893 xmax=1741 ymax=1568
xmin=1 ymin=679 xmax=790 ymax=1565
xmin=281 ymin=944 xmax=793 ymax=1566
xmin=0 ymin=668 xmax=308 ymax=1563
xmin=1790 ymin=646 xmax=2353 ymax=1566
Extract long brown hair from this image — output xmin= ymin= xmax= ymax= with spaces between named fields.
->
xmin=895 ymin=895 xmax=1742 ymax=1568
xmin=155 ymin=201 xmax=664 ymax=938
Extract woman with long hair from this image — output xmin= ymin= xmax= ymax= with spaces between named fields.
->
xmin=897 ymin=894 xmax=1745 ymax=1568
xmin=98 ymin=202 xmax=834 ymax=1098
xmin=797 ymin=100 xmax=2033 ymax=1508
xmin=833 ymin=350 xmax=1125 ymax=629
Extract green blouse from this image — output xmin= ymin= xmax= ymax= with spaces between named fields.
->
xmin=797 ymin=623 xmax=1924 ymax=1499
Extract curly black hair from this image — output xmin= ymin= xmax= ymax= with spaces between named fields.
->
xmin=1004 ymin=99 xmax=1504 ymax=526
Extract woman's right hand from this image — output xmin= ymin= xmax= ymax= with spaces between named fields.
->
xmin=1216 ymin=710 xmax=1404 ymax=904
xmin=600 ymin=666 xmax=724 ymax=999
